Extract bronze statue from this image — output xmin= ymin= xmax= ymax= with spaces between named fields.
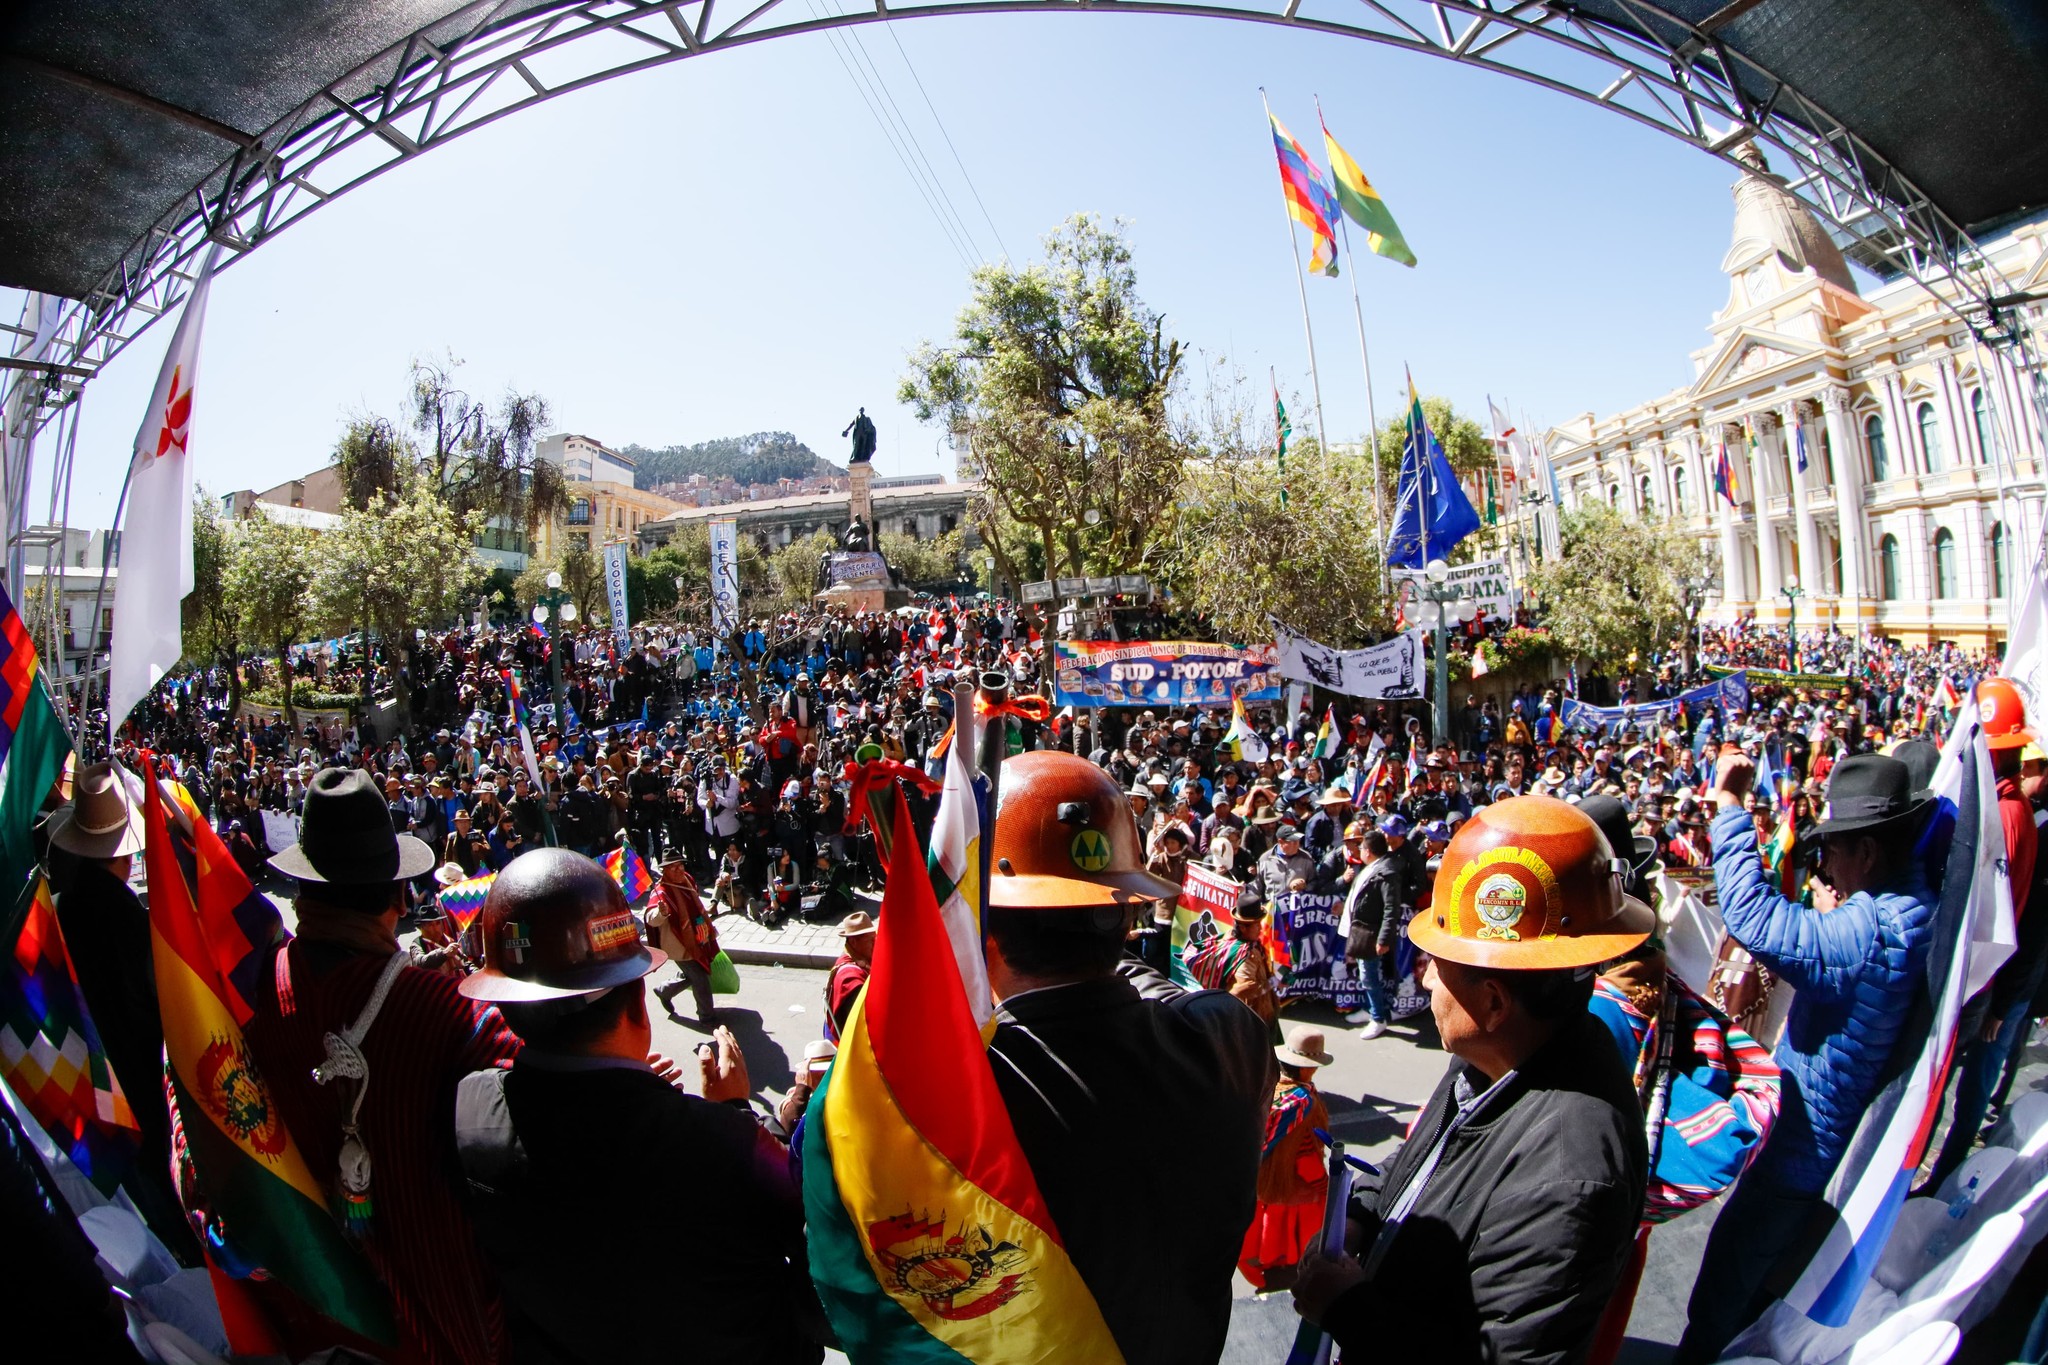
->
xmin=842 ymin=517 xmax=872 ymax=552
xmin=842 ymin=408 xmax=877 ymax=465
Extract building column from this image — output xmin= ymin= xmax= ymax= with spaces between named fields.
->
xmin=1700 ymin=429 xmax=1742 ymax=620
xmin=1778 ymin=404 xmax=1824 ymax=603
xmin=1935 ymin=357 xmax=1971 ymax=466
xmin=1744 ymin=420 xmax=1784 ymax=614
xmin=1883 ymin=372 xmax=1918 ymax=477
xmin=1822 ymin=389 xmax=1868 ymax=628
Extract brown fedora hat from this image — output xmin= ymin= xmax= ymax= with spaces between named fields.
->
xmin=45 ymin=762 xmax=146 ymax=860
xmin=268 ymin=768 xmax=435 ymax=884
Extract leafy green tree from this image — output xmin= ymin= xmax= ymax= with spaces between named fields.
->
xmin=332 ymin=414 xmax=412 ymax=512
xmin=224 ymin=513 xmax=320 ymax=729
xmin=1362 ymin=396 xmax=1496 ymax=536
xmin=1523 ymin=503 xmax=1696 ymax=673
xmin=184 ymin=495 xmax=246 ymax=711
xmin=1167 ymin=437 xmax=1392 ymax=645
xmin=762 ymin=531 xmax=838 ymax=614
xmin=314 ymin=476 xmax=485 ymax=734
xmin=619 ymin=433 xmax=834 ymax=490
xmin=901 ymin=214 xmax=1190 ymax=586
xmin=879 ymin=530 xmax=967 ymax=588
xmin=515 ymin=545 xmax=604 ymax=625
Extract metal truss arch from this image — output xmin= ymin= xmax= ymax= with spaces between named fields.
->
xmin=8 ymin=0 xmax=2042 ymax=438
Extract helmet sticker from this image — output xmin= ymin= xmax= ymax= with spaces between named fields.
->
xmin=1473 ymin=873 xmax=1528 ymax=941
xmin=587 ymin=910 xmax=639 ymax=953
xmin=502 ymin=920 xmax=530 ymax=967
xmin=1069 ymin=829 xmax=1112 ymax=873
xmin=1446 ymin=845 xmax=1561 ymax=941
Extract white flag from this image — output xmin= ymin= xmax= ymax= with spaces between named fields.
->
xmin=108 ymin=250 xmax=217 ymax=741
xmin=2000 ymin=548 xmax=2048 ymax=737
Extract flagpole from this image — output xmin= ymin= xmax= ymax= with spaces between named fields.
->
xmin=1259 ymin=90 xmax=1332 ymax=476
xmin=1317 ymin=96 xmax=1386 ymax=583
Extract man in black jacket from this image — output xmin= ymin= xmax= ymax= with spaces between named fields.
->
xmin=1293 ymin=795 xmax=1653 ymax=1365
xmin=984 ymin=751 xmax=1276 ymax=1365
xmin=1341 ymin=827 xmax=1402 ymax=1038
xmin=454 ymin=850 xmax=821 ymax=1364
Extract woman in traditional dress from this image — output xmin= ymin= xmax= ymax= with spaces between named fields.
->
xmin=1237 ymin=1025 xmax=1333 ymax=1291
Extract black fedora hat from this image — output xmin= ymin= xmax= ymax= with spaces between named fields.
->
xmin=268 ymin=768 xmax=437 ymax=884
xmin=1576 ymin=794 xmax=1657 ymax=875
xmin=1811 ymin=754 xmax=1932 ymax=839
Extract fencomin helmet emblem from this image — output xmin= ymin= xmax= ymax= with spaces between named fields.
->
xmin=1473 ymin=872 xmax=1528 ymax=941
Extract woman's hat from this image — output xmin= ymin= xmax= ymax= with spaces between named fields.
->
xmin=1811 ymin=754 xmax=1933 ymax=838
xmin=268 ymin=768 xmax=436 ymax=884
xmin=45 ymin=761 xmax=146 ymax=860
xmin=1275 ymin=1026 xmax=1335 ymax=1069
xmin=434 ymin=861 xmax=468 ymax=888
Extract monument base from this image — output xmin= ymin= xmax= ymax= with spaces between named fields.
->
xmin=815 ymin=582 xmax=908 ymax=613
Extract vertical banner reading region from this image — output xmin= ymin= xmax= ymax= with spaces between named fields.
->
xmin=708 ymin=519 xmax=739 ymax=640
xmin=602 ymin=541 xmax=631 ymax=647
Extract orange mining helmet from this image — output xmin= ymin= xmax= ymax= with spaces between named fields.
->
xmin=1976 ymin=677 xmax=2036 ymax=751
xmin=987 ymin=751 xmax=1183 ymax=910
xmin=1407 ymin=794 xmax=1653 ymax=972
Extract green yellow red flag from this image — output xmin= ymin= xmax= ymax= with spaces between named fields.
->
xmin=803 ymin=787 xmax=1123 ymax=1363
xmin=141 ymin=754 xmax=394 ymax=1344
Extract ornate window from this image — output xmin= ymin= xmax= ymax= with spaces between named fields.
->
xmin=1671 ymin=469 xmax=1687 ymax=515
xmin=1932 ymin=527 xmax=1957 ymax=598
xmin=1865 ymin=415 xmax=1890 ymax=481
xmin=1992 ymin=523 xmax=2008 ymax=599
xmin=1639 ymin=474 xmax=1655 ymax=513
xmin=1972 ymin=389 xmax=1996 ymax=463
xmin=1608 ymin=483 xmax=1621 ymax=509
xmin=1879 ymin=534 xmax=1900 ymax=600
xmin=1918 ymin=402 xmax=1944 ymax=473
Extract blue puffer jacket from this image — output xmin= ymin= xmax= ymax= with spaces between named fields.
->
xmin=1710 ymin=806 xmax=1935 ymax=1194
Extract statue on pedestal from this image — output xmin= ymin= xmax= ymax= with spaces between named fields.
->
xmin=842 ymin=517 xmax=872 ymax=552
xmin=842 ymin=408 xmax=878 ymax=465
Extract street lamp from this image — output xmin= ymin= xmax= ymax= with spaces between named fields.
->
xmin=1781 ymin=576 xmax=1805 ymax=671
xmin=535 ymin=569 xmax=578 ymax=705
xmin=1413 ymin=559 xmax=1478 ymax=747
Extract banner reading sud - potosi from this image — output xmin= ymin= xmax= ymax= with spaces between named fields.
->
xmin=1051 ymin=640 xmax=1281 ymax=709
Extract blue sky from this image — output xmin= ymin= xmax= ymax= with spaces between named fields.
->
xmin=20 ymin=10 xmax=1762 ymax=526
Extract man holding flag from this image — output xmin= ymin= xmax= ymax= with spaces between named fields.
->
xmin=1677 ymin=751 xmax=1938 ymax=1362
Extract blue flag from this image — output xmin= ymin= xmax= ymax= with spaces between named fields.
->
xmin=1385 ymin=376 xmax=1482 ymax=568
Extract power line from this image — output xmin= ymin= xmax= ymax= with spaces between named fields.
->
xmin=880 ymin=22 xmax=1012 ymax=261
xmin=824 ymin=0 xmax=987 ymax=262
xmin=803 ymin=0 xmax=979 ymax=271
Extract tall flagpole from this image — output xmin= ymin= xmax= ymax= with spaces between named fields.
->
xmin=1317 ymin=96 xmax=1386 ymax=582
xmin=1259 ymin=90 xmax=1332 ymax=474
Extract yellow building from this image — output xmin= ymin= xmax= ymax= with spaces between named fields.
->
xmin=534 ymin=477 xmax=683 ymax=559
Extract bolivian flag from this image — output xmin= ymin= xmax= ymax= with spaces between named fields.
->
xmin=141 ymin=755 xmax=394 ymax=1344
xmin=804 ymin=788 xmax=1122 ymax=1363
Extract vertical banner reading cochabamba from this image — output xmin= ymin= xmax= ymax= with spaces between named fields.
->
xmin=602 ymin=542 xmax=631 ymax=647
xmin=708 ymin=519 xmax=739 ymax=638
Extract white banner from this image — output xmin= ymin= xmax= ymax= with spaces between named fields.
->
xmin=602 ymin=541 xmax=631 ymax=646
xmin=708 ymin=519 xmax=739 ymax=638
xmin=1390 ymin=558 xmax=1518 ymax=623
xmin=1270 ymin=619 xmax=1426 ymax=700
xmin=2001 ymin=550 xmax=2047 ymax=736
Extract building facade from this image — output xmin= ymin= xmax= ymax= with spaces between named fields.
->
xmin=1545 ymin=145 xmax=2048 ymax=649
xmin=536 ymin=432 xmax=638 ymax=485
xmin=535 ymin=477 xmax=684 ymax=560
xmin=637 ymin=476 xmax=976 ymax=553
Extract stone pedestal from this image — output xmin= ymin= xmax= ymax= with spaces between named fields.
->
xmin=849 ymin=461 xmax=874 ymax=532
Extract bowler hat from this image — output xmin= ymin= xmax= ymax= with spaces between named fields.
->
xmin=268 ymin=768 xmax=436 ymax=884
xmin=1810 ymin=754 xmax=1932 ymax=839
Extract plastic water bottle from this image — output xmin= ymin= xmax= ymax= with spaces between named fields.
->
xmin=1927 ymin=1172 xmax=1984 ymax=1261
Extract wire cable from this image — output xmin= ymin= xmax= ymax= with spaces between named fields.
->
xmin=804 ymin=0 xmax=979 ymax=271
xmin=880 ymin=22 xmax=1012 ymax=261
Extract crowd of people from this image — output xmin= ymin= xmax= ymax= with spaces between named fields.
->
xmin=23 ymin=589 xmax=2048 ymax=1365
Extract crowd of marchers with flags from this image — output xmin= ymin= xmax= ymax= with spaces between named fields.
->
xmin=9 ymin=100 xmax=2048 ymax=1365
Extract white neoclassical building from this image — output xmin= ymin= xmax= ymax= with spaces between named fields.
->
xmin=1544 ymin=145 xmax=2048 ymax=650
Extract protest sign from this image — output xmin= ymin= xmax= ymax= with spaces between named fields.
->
xmin=1559 ymin=671 xmax=1751 ymax=735
xmin=1268 ymin=890 xmax=1346 ymax=1002
xmin=1391 ymin=558 xmax=1517 ymax=622
xmin=1172 ymin=864 xmax=1241 ymax=986
xmin=1269 ymin=619 xmax=1426 ymax=700
xmin=1051 ymin=640 xmax=1281 ymax=708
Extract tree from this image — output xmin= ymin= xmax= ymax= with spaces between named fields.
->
xmin=901 ymin=214 xmax=1190 ymax=585
xmin=183 ymin=495 xmax=245 ymax=711
xmin=1167 ymin=438 xmax=1392 ymax=645
xmin=224 ymin=512 xmax=319 ymax=729
xmin=1523 ymin=503 xmax=1696 ymax=673
xmin=763 ymin=531 xmax=838 ymax=614
xmin=405 ymin=353 xmax=568 ymax=539
xmin=515 ymin=544 xmax=604 ymax=625
xmin=332 ymin=414 xmax=411 ymax=512
xmin=619 ymin=433 xmax=835 ymax=490
xmin=879 ymin=530 xmax=967 ymax=588
xmin=314 ymin=476 xmax=485 ymax=734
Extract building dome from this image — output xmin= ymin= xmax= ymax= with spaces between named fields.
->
xmin=1721 ymin=141 xmax=1857 ymax=296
